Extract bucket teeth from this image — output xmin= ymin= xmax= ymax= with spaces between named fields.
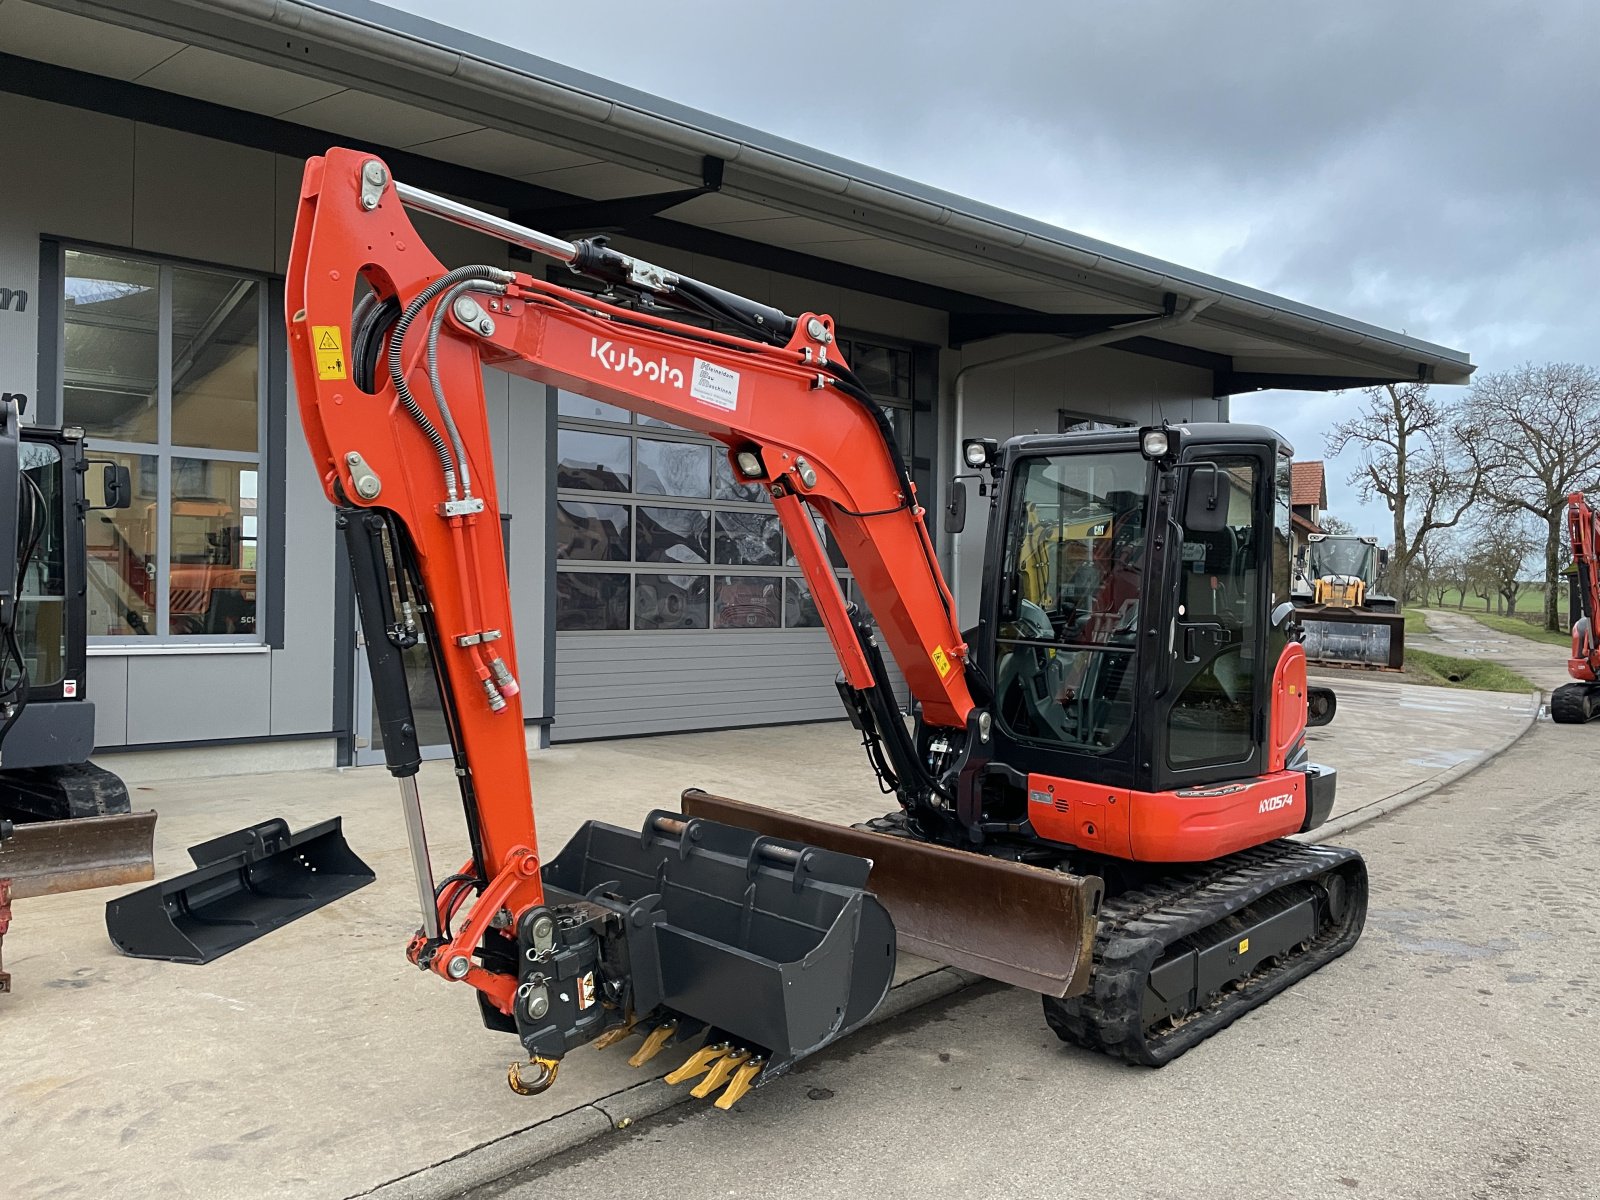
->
xmin=664 ymin=1042 xmax=729 ymax=1086
xmin=690 ymin=1048 xmax=751 ymax=1099
xmin=627 ymin=1020 xmax=678 ymax=1068
xmin=592 ymin=1017 xmax=638 ymax=1051
xmin=713 ymin=1057 xmax=764 ymax=1110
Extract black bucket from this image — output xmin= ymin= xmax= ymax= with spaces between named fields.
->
xmin=542 ymin=811 xmax=896 ymax=1077
xmin=105 ymin=817 xmax=374 ymax=964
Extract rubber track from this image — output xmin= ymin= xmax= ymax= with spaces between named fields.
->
xmin=1042 ymin=840 xmax=1368 ymax=1066
xmin=1550 ymin=682 xmax=1600 ymax=724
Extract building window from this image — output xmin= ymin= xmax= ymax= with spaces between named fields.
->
xmin=554 ymin=388 xmax=851 ymax=632
xmin=62 ymin=247 xmax=267 ymax=642
xmin=552 ymin=327 xmax=919 ymax=634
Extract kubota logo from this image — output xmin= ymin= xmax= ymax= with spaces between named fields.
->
xmin=591 ymin=337 xmax=685 ymax=388
xmin=1258 ymin=793 xmax=1295 ymax=814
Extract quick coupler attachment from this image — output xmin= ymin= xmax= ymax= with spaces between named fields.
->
xmin=105 ymin=817 xmax=374 ymax=964
xmin=507 ymin=810 xmax=896 ymax=1108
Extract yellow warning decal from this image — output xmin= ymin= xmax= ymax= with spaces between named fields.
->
xmin=313 ymin=325 xmax=347 ymax=381
xmin=931 ymin=645 xmax=952 ymax=678
xmin=1238 ymin=938 xmax=1250 ymax=955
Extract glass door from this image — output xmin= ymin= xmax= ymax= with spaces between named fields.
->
xmin=1163 ymin=452 xmax=1267 ymax=780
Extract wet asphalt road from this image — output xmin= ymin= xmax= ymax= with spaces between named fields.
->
xmin=473 ymin=713 xmax=1600 ymax=1200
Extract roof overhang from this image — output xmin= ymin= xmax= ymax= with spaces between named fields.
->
xmin=0 ymin=0 xmax=1475 ymax=391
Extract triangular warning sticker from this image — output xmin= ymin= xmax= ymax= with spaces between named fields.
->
xmin=317 ymin=330 xmax=340 ymax=350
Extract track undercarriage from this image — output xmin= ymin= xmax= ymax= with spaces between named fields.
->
xmin=1550 ymin=681 xmax=1600 ymax=724
xmin=1043 ymin=840 xmax=1368 ymax=1064
xmin=682 ymin=790 xmax=1368 ymax=1068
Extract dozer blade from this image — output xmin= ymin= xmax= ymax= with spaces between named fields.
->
xmin=105 ymin=817 xmax=373 ymax=964
xmin=680 ymin=790 xmax=1104 ymax=999
xmin=542 ymin=810 xmax=898 ymax=1081
xmin=0 ymin=811 xmax=157 ymax=898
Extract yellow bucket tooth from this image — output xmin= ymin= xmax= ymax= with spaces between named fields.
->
xmin=627 ymin=1020 xmax=678 ymax=1068
xmin=713 ymin=1057 xmax=764 ymax=1110
xmin=664 ymin=1043 xmax=728 ymax=1086
xmin=690 ymin=1048 xmax=751 ymax=1099
xmin=592 ymin=1019 xmax=638 ymax=1051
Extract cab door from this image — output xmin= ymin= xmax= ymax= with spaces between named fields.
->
xmin=1155 ymin=446 xmax=1272 ymax=790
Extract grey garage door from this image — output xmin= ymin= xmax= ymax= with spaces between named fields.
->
xmin=550 ymin=334 xmax=919 ymax=742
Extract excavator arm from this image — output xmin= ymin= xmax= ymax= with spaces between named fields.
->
xmin=284 ymin=148 xmax=1026 ymax=1100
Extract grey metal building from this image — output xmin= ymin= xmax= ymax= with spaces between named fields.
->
xmin=0 ymin=0 xmax=1474 ymax=769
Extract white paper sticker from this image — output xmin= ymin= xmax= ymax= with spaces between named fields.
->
xmin=690 ymin=359 xmax=740 ymax=410
xmin=63 ymin=679 xmax=78 ymax=698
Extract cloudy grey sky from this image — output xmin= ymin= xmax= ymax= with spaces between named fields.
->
xmin=391 ymin=0 xmax=1599 ymax=533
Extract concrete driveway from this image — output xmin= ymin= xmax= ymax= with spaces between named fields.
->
xmin=0 ymin=670 xmax=1542 ymax=1200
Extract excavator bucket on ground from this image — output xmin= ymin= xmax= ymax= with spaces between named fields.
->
xmin=105 ymin=817 xmax=373 ymax=964
xmin=680 ymin=791 xmax=1105 ymax=999
xmin=541 ymin=810 xmax=897 ymax=1081
xmin=0 ymin=811 xmax=156 ymax=898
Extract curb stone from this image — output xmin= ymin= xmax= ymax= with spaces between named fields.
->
xmin=357 ymin=689 xmax=1542 ymax=1198
xmin=1293 ymin=689 xmax=1542 ymax=843
xmin=354 ymin=967 xmax=982 ymax=1200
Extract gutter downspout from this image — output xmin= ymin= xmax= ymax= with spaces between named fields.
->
xmin=949 ymin=296 xmax=1217 ymax=586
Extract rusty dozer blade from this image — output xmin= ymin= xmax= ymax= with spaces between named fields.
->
xmin=541 ymin=810 xmax=897 ymax=1080
xmin=681 ymin=790 xmax=1104 ymax=999
xmin=104 ymin=817 xmax=374 ymax=964
xmin=0 ymin=811 xmax=157 ymax=899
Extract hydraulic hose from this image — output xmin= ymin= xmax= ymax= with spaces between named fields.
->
xmin=426 ymin=279 xmax=509 ymax=500
xmin=387 ymin=264 xmax=514 ymax=500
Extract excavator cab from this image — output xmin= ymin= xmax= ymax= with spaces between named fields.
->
xmin=977 ymin=425 xmax=1292 ymax=804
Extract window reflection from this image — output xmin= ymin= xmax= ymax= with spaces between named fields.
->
xmin=637 ymin=507 xmax=709 ymax=564
xmin=63 ymin=251 xmax=159 ymax=443
xmin=556 ymin=502 xmax=630 ymax=561
xmin=171 ymin=269 xmax=260 ymax=453
xmin=636 ymin=574 xmax=709 ymax=629
xmin=556 ymin=573 xmax=629 ymax=630
xmin=557 ymin=429 xmax=631 ymax=491
xmin=714 ymin=575 xmax=782 ymax=628
xmin=170 ymin=458 xmax=258 ymax=635
xmin=715 ymin=511 xmax=782 ymax=566
xmin=636 ymin=438 xmax=710 ymax=498
xmin=85 ymin=451 xmax=159 ymax=637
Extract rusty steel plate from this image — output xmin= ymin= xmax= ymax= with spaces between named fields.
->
xmin=681 ymin=790 xmax=1102 ymax=999
xmin=0 ymin=812 xmax=157 ymax=898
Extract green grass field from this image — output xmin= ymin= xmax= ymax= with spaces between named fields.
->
xmin=1420 ymin=585 xmax=1565 ymax=619
xmin=1404 ymin=647 xmax=1536 ymax=693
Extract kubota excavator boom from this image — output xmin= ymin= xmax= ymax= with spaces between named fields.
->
xmin=285 ymin=149 xmax=1366 ymax=1105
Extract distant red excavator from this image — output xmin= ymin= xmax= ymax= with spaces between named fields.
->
xmin=1555 ymin=492 xmax=1600 ymax=723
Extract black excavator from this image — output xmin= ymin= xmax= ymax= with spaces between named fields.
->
xmin=0 ymin=391 xmax=153 ymax=905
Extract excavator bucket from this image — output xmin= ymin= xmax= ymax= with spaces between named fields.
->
xmin=1297 ymin=608 xmax=1406 ymax=669
xmin=105 ymin=817 xmax=373 ymax=964
xmin=681 ymin=791 xmax=1105 ymax=999
xmin=0 ymin=812 xmax=157 ymax=899
xmin=542 ymin=810 xmax=897 ymax=1079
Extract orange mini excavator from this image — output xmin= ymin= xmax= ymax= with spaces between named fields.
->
xmin=1554 ymin=492 xmax=1600 ymax=723
xmin=283 ymin=149 xmax=1367 ymax=1107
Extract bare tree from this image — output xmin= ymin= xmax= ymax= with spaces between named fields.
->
xmin=1422 ymin=530 xmax=1466 ymax=607
xmin=1462 ymin=363 xmax=1600 ymax=630
xmin=1318 ymin=514 xmax=1357 ymax=535
xmin=1467 ymin=515 xmax=1539 ymax=616
xmin=1325 ymin=382 xmax=1481 ymax=605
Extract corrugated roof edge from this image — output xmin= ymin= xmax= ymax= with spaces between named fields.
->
xmin=191 ymin=0 xmax=1472 ymax=377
